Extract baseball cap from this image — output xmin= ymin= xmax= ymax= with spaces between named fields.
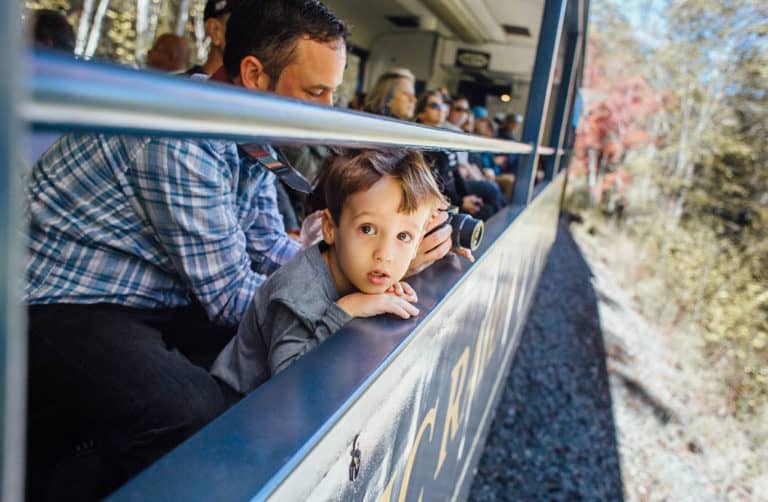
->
xmin=204 ymin=0 xmax=235 ymax=20
xmin=472 ymin=106 xmax=488 ymax=119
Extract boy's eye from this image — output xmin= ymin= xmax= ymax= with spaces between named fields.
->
xmin=360 ymin=224 xmax=375 ymax=235
xmin=397 ymin=232 xmax=413 ymax=243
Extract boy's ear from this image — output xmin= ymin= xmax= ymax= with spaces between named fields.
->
xmin=321 ymin=209 xmax=335 ymax=245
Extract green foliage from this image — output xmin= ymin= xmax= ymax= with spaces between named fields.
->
xmin=583 ymin=0 xmax=768 ymax=414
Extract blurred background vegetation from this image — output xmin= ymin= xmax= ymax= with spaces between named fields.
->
xmin=24 ymin=0 xmax=208 ymax=66
xmin=567 ymin=0 xmax=767 ymax=415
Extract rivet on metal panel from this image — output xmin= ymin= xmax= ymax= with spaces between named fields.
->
xmin=348 ymin=433 xmax=361 ymax=482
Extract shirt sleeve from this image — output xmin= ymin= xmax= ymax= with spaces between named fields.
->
xmin=268 ymin=300 xmax=352 ymax=376
xmin=243 ymin=173 xmax=301 ymax=276
xmin=131 ymin=138 xmax=262 ymax=325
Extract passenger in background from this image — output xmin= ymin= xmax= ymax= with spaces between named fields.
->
xmin=186 ymin=0 xmax=236 ymax=76
xmin=30 ymin=9 xmax=75 ymax=53
xmin=469 ymin=106 xmax=500 ymax=179
xmin=445 ymin=95 xmax=471 ymax=132
xmin=472 ymin=110 xmax=516 ymax=201
xmin=363 ymin=68 xmax=417 ymax=120
xmin=146 ymin=33 xmax=190 ymax=73
xmin=498 ymin=112 xmax=522 ymax=141
xmin=461 ymin=109 xmax=475 ymax=133
xmin=348 ymin=91 xmax=367 ymax=111
xmin=25 ymin=1 xmax=347 ymax=499
xmin=497 ymin=112 xmax=523 ymax=178
xmin=472 ymin=106 xmax=496 ymax=136
xmin=439 ymin=94 xmax=507 ymax=219
xmin=213 ymin=149 xmax=444 ymax=393
xmin=415 ymin=90 xmax=484 ymax=217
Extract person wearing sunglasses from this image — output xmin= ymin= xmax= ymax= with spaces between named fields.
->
xmin=445 ymin=96 xmax=472 ymax=132
xmin=417 ymin=92 xmax=506 ymax=220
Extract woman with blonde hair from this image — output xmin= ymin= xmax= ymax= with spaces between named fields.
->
xmin=363 ymin=68 xmax=417 ymax=120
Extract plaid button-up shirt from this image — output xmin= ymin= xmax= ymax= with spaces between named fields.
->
xmin=25 ymin=133 xmax=300 ymax=326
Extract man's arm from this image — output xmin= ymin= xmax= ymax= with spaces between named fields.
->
xmin=133 ymin=138 xmax=263 ymax=325
xmin=244 ymin=172 xmax=301 ymax=276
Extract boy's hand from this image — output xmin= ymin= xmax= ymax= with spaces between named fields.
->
xmin=336 ymin=291 xmax=419 ymax=319
xmin=405 ymin=209 xmax=451 ymax=277
xmin=386 ymin=281 xmax=417 ymax=302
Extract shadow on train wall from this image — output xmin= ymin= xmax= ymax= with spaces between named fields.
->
xmin=470 ymin=217 xmax=624 ymax=500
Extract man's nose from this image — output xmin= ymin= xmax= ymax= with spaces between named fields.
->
xmin=319 ymin=93 xmax=334 ymax=107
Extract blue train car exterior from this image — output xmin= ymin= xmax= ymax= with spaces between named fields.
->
xmin=1 ymin=0 xmax=588 ymax=499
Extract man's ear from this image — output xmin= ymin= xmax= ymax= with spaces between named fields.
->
xmin=321 ymin=209 xmax=335 ymax=245
xmin=239 ymin=55 xmax=271 ymax=91
xmin=205 ymin=18 xmax=225 ymax=47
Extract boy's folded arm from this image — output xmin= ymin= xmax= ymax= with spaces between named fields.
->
xmin=269 ymin=300 xmax=352 ymax=376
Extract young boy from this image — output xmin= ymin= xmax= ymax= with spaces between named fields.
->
xmin=212 ymin=149 xmax=446 ymax=394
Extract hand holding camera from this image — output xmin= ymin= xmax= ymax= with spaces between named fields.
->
xmin=428 ymin=206 xmax=484 ymax=251
xmin=406 ymin=206 xmax=484 ymax=277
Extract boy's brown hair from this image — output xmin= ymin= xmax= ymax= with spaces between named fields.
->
xmin=315 ymin=149 xmax=444 ymax=224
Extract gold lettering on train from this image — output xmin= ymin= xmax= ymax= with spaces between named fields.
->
xmin=398 ymin=405 xmax=437 ymax=502
xmin=378 ymin=475 xmax=396 ymax=502
xmin=469 ymin=319 xmax=490 ymax=399
xmin=434 ymin=347 xmax=470 ymax=478
xmin=382 ymin=296 xmax=510 ymax=498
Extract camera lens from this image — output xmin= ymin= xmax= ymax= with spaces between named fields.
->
xmin=449 ymin=213 xmax=484 ymax=251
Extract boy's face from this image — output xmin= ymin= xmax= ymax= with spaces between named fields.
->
xmin=322 ymin=176 xmax=432 ymax=296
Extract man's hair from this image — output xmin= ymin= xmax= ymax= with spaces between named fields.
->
xmin=224 ymin=0 xmax=348 ymax=80
xmin=204 ymin=0 xmax=236 ymax=20
xmin=32 ymin=9 xmax=75 ymax=53
xmin=363 ymin=68 xmax=415 ymax=117
xmin=316 ymin=149 xmax=444 ymax=225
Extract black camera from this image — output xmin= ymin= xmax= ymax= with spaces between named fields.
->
xmin=427 ymin=207 xmax=484 ymax=251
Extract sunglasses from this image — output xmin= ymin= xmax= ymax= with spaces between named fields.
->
xmin=426 ymin=102 xmax=442 ymax=110
xmin=453 ymin=106 xmax=470 ymax=112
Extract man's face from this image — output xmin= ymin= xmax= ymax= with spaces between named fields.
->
xmin=273 ymin=37 xmax=346 ymax=106
xmin=323 ymin=176 xmax=431 ymax=296
xmin=448 ymin=99 xmax=470 ymax=127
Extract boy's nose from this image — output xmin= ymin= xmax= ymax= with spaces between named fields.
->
xmin=373 ymin=242 xmax=394 ymax=263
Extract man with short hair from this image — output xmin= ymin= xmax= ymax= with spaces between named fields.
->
xmin=499 ymin=112 xmax=522 ymax=141
xmin=25 ymin=1 xmax=348 ymax=499
xmin=446 ymin=95 xmax=471 ymax=132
